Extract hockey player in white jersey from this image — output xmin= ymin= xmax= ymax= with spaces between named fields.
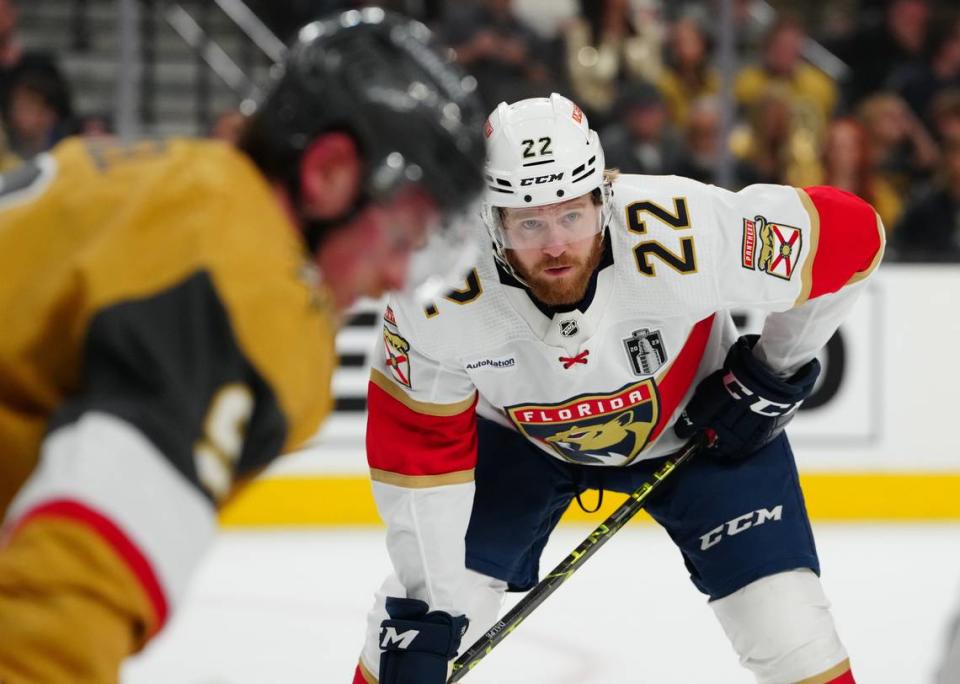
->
xmin=353 ymin=93 xmax=884 ymax=684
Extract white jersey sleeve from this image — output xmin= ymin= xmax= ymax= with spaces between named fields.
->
xmin=609 ymin=176 xmax=884 ymax=374
xmin=365 ymin=299 xmax=479 ymax=616
xmin=699 ymin=181 xmax=885 ymax=373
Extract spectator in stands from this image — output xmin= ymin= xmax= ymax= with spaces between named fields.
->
xmin=831 ymin=0 xmax=930 ymax=108
xmin=561 ymin=0 xmax=664 ymax=124
xmin=0 ymin=121 xmax=17 ymax=170
xmin=210 ymin=109 xmax=248 ymax=146
xmin=858 ymin=92 xmax=939 ymax=195
xmin=890 ymin=15 xmax=960 ymax=127
xmin=0 ymin=0 xmax=71 ymax=148
xmin=674 ymin=95 xmax=721 ymax=184
xmin=0 ymin=0 xmax=21 ymax=81
xmin=735 ymin=15 xmax=837 ymax=136
xmin=4 ymin=65 xmax=73 ymax=158
xmin=931 ymin=88 xmax=960 ymax=142
xmin=818 ymin=117 xmax=902 ymax=231
xmin=890 ymin=134 xmax=960 ymax=261
xmin=78 ymin=112 xmax=112 ymax=138
xmin=658 ymin=16 xmax=718 ymax=129
xmin=600 ymin=80 xmax=684 ymax=176
xmin=729 ymin=84 xmax=821 ymax=188
xmin=443 ymin=0 xmax=555 ymax=112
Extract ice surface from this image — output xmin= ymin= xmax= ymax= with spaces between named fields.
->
xmin=123 ymin=524 xmax=960 ymax=683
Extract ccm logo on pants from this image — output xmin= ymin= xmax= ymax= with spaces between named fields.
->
xmin=700 ymin=506 xmax=783 ymax=550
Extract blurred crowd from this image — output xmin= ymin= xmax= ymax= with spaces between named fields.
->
xmin=2 ymin=0 xmax=960 ymax=261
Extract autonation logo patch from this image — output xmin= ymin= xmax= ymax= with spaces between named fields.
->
xmin=465 ymin=356 xmax=516 ymax=371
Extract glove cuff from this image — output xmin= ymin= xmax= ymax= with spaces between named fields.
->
xmin=728 ymin=336 xmax=820 ymax=399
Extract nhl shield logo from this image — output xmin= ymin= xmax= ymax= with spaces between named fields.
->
xmin=383 ymin=326 xmax=412 ymax=388
xmin=506 ymin=380 xmax=660 ymax=466
xmin=559 ymin=319 xmax=579 ymax=337
xmin=623 ymin=328 xmax=667 ymax=376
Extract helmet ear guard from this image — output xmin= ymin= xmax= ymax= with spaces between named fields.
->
xmin=480 ymin=93 xmax=612 ymax=279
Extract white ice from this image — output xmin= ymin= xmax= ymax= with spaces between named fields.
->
xmin=122 ymin=523 xmax=960 ymax=683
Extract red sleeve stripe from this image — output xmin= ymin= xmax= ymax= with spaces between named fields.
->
xmin=369 ymin=368 xmax=476 ymax=417
xmin=354 ymin=661 xmax=377 ymax=684
xmin=12 ymin=499 xmax=169 ymax=634
xmin=648 ymin=315 xmax=716 ymax=444
xmin=794 ymin=188 xmax=821 ymax=306
xmin=797 ymin=186 xmax=885 ymax=305
xmin=366 ymin=378 xmax=478 ymax=478
xmin=844 ymin=211 xmax=885 ymax=287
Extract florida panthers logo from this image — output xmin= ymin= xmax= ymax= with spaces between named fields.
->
xmin=506 ymin=380 xmax=660 ymax=465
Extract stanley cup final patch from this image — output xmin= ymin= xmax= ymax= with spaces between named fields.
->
xmin=754 ymin=215 xmax=802 ymax=280
xmin=506 ymin=380 xmax=660 ymax=466
xmin=623 ymin=328 xmax=667 ymax=376
xmin=383 ymin=326 xmax=412 ymax=388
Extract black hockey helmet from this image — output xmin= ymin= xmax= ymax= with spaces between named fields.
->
xmin=240 ymin=7 xmax=486 ymax=251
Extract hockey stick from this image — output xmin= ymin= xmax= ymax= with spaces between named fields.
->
xmin=446 ymin=432 xmax=710 ymax=683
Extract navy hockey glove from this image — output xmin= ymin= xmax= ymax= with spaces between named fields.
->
xmin=378 ymin=597 xmax=468 ymax=684
xmin=674 ymin=335 xmax=820 ymax=461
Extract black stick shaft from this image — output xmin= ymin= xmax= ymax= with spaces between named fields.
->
xmin=447 ymin=434 xmax=705 ymax=683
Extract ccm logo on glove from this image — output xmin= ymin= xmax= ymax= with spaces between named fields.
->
xmin=675 ymin=335 xmax=820 ymax=460
xmin=721 ymin=372 xmax=800 ymax=417
xmin=380 ymin=627 xmax=420 ymax=649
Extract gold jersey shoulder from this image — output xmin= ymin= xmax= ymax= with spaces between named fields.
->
xmin=0 ymin=138 xmax=336 ymax=509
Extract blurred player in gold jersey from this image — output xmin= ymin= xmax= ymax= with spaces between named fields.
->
xmin=0 ymin=8 xmax=485 ymax=682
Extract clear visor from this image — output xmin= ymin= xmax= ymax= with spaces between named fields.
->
xmin=495 ymin=198 xmax=602 ymax=251
xmin=402 ymin=199 xmax=482 ymax=304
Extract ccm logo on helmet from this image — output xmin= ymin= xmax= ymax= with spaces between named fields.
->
xmin=521 ymin=172 xmax=564 ymax=186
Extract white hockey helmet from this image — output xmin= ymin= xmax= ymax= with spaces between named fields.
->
xmin=481 ymin=93 xmax=612 ymax=269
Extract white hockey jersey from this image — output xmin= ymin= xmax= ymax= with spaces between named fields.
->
xmin=357 ymin=175 xmax=883 ymax=679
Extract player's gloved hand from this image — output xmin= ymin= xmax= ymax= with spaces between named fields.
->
xmin=674 ymin=335 xmax=820 ymax=460
xmin=378 ymin=597 xmax=468 ymax=684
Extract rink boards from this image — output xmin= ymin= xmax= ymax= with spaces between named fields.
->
xmin=224 ymin=265 xmax=960 ymax=525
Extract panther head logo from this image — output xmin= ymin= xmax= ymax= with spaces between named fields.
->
xmin=545 ymin=410 xmax=655 ymax=465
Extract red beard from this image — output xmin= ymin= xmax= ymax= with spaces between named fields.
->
xmin=506 ymin=235 xmax=604 ymax=306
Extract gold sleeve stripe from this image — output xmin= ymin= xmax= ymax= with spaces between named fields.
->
xmin=796 ymin=658 xmax=851 ymax=684
xmin=369 ymin=368 xmax=476 ymax=417
xmin=794 ymin=187 xmax=821 ymax=308
xmin=844 ymin=211 xmax=886 ymax=287
xmin=370 ymin=468 xmax=475 ymax=488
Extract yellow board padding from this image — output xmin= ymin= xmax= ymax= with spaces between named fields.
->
xmin=218 ymin=473 xmax=960 ymax=527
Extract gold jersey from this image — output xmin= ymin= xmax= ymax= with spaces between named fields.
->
xmin=0 ymin=137 xmax=338 ymax=682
